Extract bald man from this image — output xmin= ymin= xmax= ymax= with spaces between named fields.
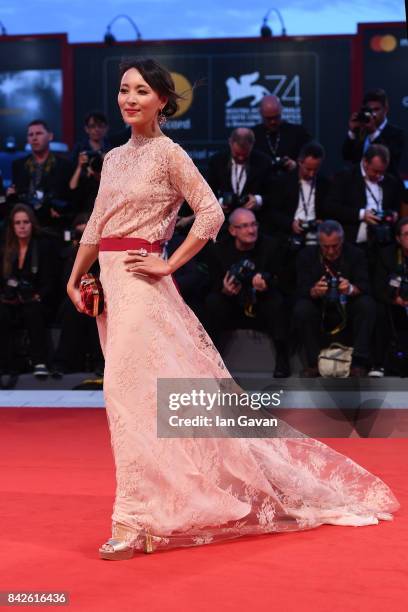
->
xmin=207 ymin=127 xmax=274 ymax=233
xmin=253 ymin=95 xmax=311 ymax=175
xmin=203 ymin=207 xmax=290 ymax=377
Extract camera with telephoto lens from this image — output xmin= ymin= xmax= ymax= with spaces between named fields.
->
xmin=355 ymin=106 xmax=375 ymax=124
xmin=368 ymin=209 xmax=395 ymax=245
xmin=325 ymin=273 xmax=341 ymax=303
xmin=388 ymin=269 xmax=408 ymax=302
xmin=221 ymin=192 xmax=250 ymax=212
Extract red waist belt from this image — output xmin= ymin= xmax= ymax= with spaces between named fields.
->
xmin=99 ymin=237 xmax=163 ymax=253
xmin=99 ymin=236 xmax=181 ymax=296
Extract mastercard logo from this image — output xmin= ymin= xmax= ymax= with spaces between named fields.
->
xmin=170 ymin=72 xmax=193 ymax=118
xmin=370 ymin=35 xmax=398 ymax=52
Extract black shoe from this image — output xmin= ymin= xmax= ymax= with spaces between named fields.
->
xmin=0 ymin=372 xmax=19 ymax=389
xmin=51 ymin=367 xmax=64 ymax=379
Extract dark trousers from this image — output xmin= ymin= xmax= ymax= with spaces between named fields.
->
xmin=204 ymin=290 xmax=288 ymax=353
xmin=374 ymin=302 xmax=408 ymax=366
xmin=54 ymin=298 xmax=103 ymax=372
xmin=293 ymin=295 xmax=376 ymax=367
xmin=0 ymin=301 xmax=48 ymax=369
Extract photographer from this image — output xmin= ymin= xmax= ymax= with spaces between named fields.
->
xmin=71 ymin=111 xmax=110 ymax=168
xmin=326 ymin=145 xmax=402 ymax=260
xmin=264 ymin=141 xmax=330 ymax=247
xmin=52 ymin=213 xmax=103 ymax=376
xmin=293 ymin=220 xmax=375 ymax=377
xmin=7 ymin=120 xmax=73 ymax=232
xmin=253 ymin=95 xmax=312 ymax=176
xmin=371 ymin=217 xmax=408 ymax=377
xmin=0 ymin=204 xmax=58 ymax=378
xmin=69 ymin=148 xmax=104 ymax=215
xmin=342 ymin=89 xmax=405 ymax=178
xmin=204 ymin=208 xmax=290 ymax=378
xmin=207 ymin=128 xmax=273 ymax=231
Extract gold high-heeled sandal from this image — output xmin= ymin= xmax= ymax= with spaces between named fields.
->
xmin=99 ymin=531 xmax=156 ymax=559
xmin=99 ymin=538 xmax=135 ymax=561
xmin=144 ymin=532 xmax=154 ymax=554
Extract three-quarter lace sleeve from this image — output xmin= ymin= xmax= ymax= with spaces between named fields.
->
xmin=80 ymin=151 xmax=112 ymax=245
xmin=168 ymin=143 xmax=224 ymax=241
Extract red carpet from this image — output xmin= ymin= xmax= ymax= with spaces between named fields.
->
xmin=0 ymin=408 xmax=406 ymax=611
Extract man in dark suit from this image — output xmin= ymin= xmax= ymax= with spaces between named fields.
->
xmin=262 ymin=142 xmax=331 ymax=298
xmin=204 ymin=207 xmax=290 ymax=377
xmin=371 ymin=217 xmax=408 ymax=377
xmin=342 ymin=88 xmax=405 ymax=178
xmin=293 ymin=220 xmax=376 ymax=377
xmin=264 ymin=141 xmax=330 ymax=240
xmin=207 ymin=127 xmax=273 ymax=232
xmin=252 ymin=95 xmax=311 ymax=176
xmin=325 ymin=144 xmax=402 ymax=246
xmin=7 ymin=119 xmax=73 ymax=231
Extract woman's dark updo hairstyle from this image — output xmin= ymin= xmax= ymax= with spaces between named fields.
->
xmin=119 ymin=57 xmax=183 ymax=118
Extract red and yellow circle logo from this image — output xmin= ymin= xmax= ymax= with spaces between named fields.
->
xmin=370 ymin=35 xmax=398 ymax=52
xmin=171 ymin=72 xmax=193 ymax=118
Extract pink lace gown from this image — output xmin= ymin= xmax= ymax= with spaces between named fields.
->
xmin=80 ymin=133 xmax=399 ymax=551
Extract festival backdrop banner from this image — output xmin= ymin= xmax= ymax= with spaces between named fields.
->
xmin=73 ymin=36 xmax=352 ymax=173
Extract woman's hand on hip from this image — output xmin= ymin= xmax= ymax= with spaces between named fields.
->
xmin=124 ymin=251 xmax=172 ymax=277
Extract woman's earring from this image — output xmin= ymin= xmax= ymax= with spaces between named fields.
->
xmin=158 ymin=109 xmax=167 ymax=126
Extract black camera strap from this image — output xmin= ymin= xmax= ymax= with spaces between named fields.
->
xmin=320 ymin=256 xmax=347 ymax=336
xmin=266 ymin=131 xmax=280 ymax=158
xmin=364 ymin=179 xmax=383 ymax=213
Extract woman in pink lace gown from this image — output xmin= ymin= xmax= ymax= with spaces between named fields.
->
xmin=68 ymin=59 xmax=399 ymax=560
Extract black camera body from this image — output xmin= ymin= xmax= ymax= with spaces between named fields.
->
xmin=388 ymin=269 xmax=408 ymax=302
xmin=325 ymin=273 xmax=341 ymax=302
xmin=228 ymin=259 xmax=271 ymax=288
xmin=221 ymin=192 xmax=250 ymax=211
xmin=368 ymin=209 xmax=395 ymax=245
xmin=229 ymin=259 xmax=256 ymax=286
xmin=1 ymin=277 xmax=36 ymax=303
xmin=84 ymin=149 xmax=104 ymax=173
xmin=288 ymin=219 xmax=318 ymax=252
xmin=300 ymin=219 xmax=318 ymax=233
xmin=356 ymin=106 xmax=375 ymax=124
xmin=20 ymin=189 xmax=67 ymax=212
